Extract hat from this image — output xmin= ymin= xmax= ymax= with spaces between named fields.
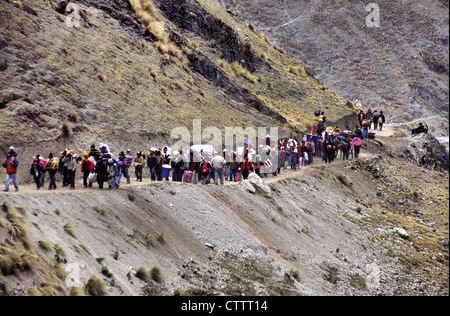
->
xmin=83 ymin=151 xmax=88 ymax=156
xmin=9 ymin=146 xmax=15 ymax=151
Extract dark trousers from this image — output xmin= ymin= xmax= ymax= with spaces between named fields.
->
xmin=135 ymin=166 xmax=143 ymax=181
xmin=63 ymin=169 xmax=70 ymax=187
xmin=325 ymin=151 xmax=334 ymax=163
xmin=48 ymin=170 xmax=57 ymax=189
xmin=33 ymin=173 xmax=42 ymax=189
xmin=97 ymin=173 xmax=105 ymax=190
xmin=83 ymin=170 xmax=92 ymax=187
xmin=69 ymin=170 xmax=76 ymax=189
xmin=354 ymin=146 xmax=361 ymax=158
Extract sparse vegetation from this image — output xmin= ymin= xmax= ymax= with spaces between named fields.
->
xmin=150 ymin=266 xmax=163 ymax=283
xmin=301 ymin=227 xmax=314 ymax=239
xmin=85 ymin=275 xmax=108 ymax=296
xmin=135 ymin=267 xmax=151 ymax=283
xmin=39 ymin=240 xmax=53 ymax=251
xmin=157 ymin=232 xmax=166 ymax=244
xmin=63 ymin=223 xmax=76 ymax=238
xmin=145 ymin=233 xmax=156 ymax=247
xmin=62 ymin=121 xmax=73 ymax=138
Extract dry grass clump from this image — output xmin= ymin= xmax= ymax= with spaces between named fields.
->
xmin=216 ymin=59 xmax=257 ymax=83
xmin=230 ymin=61 xmax=257 ymax=83
xmin=135 ymin=266 xmax=164 ymax=283
xmin=130 ymin=0 xmax=183 ymax=58
xmin=0 ymin=203 xmax=37 ymax=276
xmin=62 ymin=120 xmax=73 ymax=138
xmin=85 ymin=275 xmax=108 ymax=296
xmin=63 ymin=223 xmax=76 ymax=238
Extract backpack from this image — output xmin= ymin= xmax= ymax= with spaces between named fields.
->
xmin=202 ymin=162 xmax=209 ymax=173
xmin=362 ymin=119 xmax=370 ymax=127
xmin=378 ymin=116 xmax=383 ymax=124
xmin=124 ymin=155 xmax=133 ymax=166
xmin=341 ymin=140 xmax=349 ymax=150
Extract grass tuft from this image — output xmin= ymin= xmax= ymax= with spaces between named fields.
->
xmin=85 ymin=275 xmax=107 ymax=296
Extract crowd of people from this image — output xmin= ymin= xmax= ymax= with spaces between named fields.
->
xmin=2 ymin=109 xmax=378 ymax=192
xmin=357 ymin=108 xmax=386 ymax=139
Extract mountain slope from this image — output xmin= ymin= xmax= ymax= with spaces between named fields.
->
xmin=0 ymin=137 xmax=448 ymax=296
xmin=234 ymin=0 xmax=449 ymax=136
xmin=0 ymin=0 xmax=356 ymax=164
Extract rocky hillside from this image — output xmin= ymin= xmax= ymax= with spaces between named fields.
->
xmin=234 ymin=0 xmax=449 ymax=137
xmin=0 ymin=134 xmax=448 ymax=296
xmin=0 ymin=0 xmax=448 ymax=298
xmin=0 ymin=0 xmax=356 ymax=165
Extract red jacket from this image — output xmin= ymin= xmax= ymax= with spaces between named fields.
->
xmin=81 ymin=158 xmax=94 ymax=173
xmin=240 ymin=160 xmax=253 ymax=171
xmin=3 ymin=157 xmax=18 ymax=174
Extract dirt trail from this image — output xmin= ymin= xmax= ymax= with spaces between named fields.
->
xmin=2 ymin=128 xmax=394 ymax=195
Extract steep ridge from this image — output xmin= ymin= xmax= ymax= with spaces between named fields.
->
xmin=0 ymin=0 xmax=356 ymax=175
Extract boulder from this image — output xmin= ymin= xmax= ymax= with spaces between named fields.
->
xmin=237 ymin=180 xmax=256 ymax=194
xmin=394 ymin=227 xmax=409 ymax=239
xmin=403 ymin=133 xmax=449 ymax=174
xmin=247 ymin=172 xmax=272 ymax=198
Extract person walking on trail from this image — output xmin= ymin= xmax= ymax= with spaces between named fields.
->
xmin=46 ymin=153 xmax=58 ymax=190
xmin=200 ymin=158 xmax=212 ymax=185
xmin=365 ymin=109 xmax=373 ymax=129
xmin=30 ymin=155 xmax=44 ymax=190
xmin=323 ymin=137 xmax=335 ymax=164
xmin=59 ymin=150 xmax=68 ymax=187
xmin=171 ymin=150 xmax=183 ymax=182
xmin=240 ymin=154 xmax=253 ymax=180
xmin=147 ymin=149 xmax=158 ymax=181
xmin=351 ymin=134 xmax=363 ymax=158
xmin=228 ymin=152 xmax=239 ymax=182
xmin=117 ymin=151 xmax=131 ymax=185
xmin=133 ymin=151 xmax=144 ymax=182
xmin=291 ymin=149 xmax=299 ymax=171
xmin=94 ymin=155 xmax=107 ymax=190
xmin=161 ymin=147 xmax=171 ymax=181
xmin=372 ymin=110 xmax=380 ymax=130
xmin=358 ymin=110 xmax=365 ymax=128
xmin=378 ymin=111 xmax=386 ymax=131
xmin=64 ymin=152 xmax=78 ymax=190
xmin=81 ymin=151 xmax=94 ymax=188
xmin=361 ymin=119 xmax=370 ymax=139
xmin=3 ymin=147 xmax=19 ymax=192
xmin=340 ymin=137 xmax=350 ymax=161
xmin=189 ymin=150 xmax=200 ymax=184
xmin=211 ymin=152 xmax=226 ymax=185
xmin=108 ymin=158 xmax=119 ymax=190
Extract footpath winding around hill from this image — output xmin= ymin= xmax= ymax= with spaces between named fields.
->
xmin=3 ymin=126 xmax=395 ymax=195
